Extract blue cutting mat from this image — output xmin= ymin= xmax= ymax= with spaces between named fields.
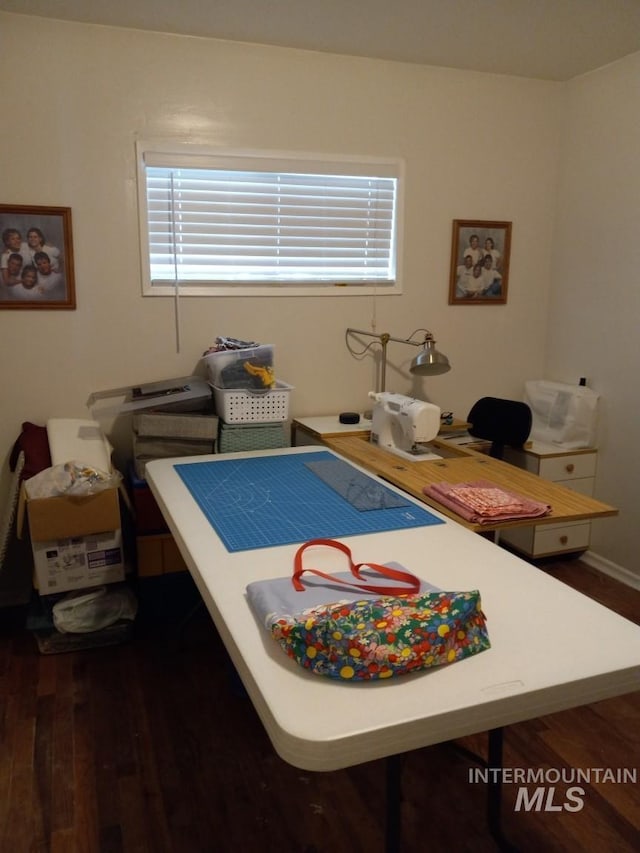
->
xmin=174 ymin=450 xmax=443 ymax=552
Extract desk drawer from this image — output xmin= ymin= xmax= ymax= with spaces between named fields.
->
xmin=537 ymin=453 xmax=597 ymax=482
xmin=502 ymin=521 xmax=591 ymax=557
xmin=559 ymin=476 xmax=594 ymax=497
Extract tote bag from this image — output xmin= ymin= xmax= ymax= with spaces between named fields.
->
xmin=247 ymin=538 xmax=490 ymax=681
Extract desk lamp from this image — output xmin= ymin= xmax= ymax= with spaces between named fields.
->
xmin=346 ymin=328 xmax=450 ymax=392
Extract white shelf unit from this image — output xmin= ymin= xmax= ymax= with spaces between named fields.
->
xmin=501 ymin=441 xmax=598 ymax=558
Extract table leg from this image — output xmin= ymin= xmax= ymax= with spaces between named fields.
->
xmin=384 ymin=734 xmax=520 ymax=853
xmin=487 ymin=727 xmax=519 ymax=852
xmin=385 ymin=754 xmax=404 ymax=853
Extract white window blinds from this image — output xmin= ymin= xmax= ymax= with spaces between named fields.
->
xmin=139 ymin=147 xmax=400 ymax=294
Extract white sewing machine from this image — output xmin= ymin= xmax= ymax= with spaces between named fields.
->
xmin=368 ymin=392 xmax=442 ymax=461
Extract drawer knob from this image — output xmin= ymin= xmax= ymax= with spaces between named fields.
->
xmin=559 ymin=535 xmax=569 ymax=545
xmin=565 ymin=463 xmax=575 ymax=473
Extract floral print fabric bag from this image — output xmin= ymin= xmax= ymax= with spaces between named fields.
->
xmin=246 ymin=538 xmax=490 ymax=682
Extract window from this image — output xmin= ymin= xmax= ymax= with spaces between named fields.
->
xmin=137 ymin=144 xmax=402 ymax=296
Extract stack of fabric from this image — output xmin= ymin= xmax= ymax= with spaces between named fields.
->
xmin=423 ymin=479 xmax=550 ymax=525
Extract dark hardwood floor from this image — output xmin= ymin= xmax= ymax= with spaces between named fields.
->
xmin=1 ymin=559 xmax=639 ymax=853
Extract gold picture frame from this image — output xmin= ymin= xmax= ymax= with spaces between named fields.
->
xmin=0 ymin=204 xmax=76 ymax=310
xmin=448 ymin=219 xmax=511 ymax=305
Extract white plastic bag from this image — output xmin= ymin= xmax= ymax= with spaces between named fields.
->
xmin=52 ymin=585 xmax=137 ymax=633
xmin=524 ymin=380 xmax=599 ymax=448
xmin=25 ymin=461 xmax=122 ymax=499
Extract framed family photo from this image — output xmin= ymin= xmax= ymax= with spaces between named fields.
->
xmin=448 ymin=219 xmax=511 ymax=305
xmin=0 ymin=204 xmax=76 ymax=310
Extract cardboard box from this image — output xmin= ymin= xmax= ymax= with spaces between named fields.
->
xmin=18 ymin=486 xmax=126 ymax=594
xmin=30 ymin=530 xmax=124 ymax=595
xmin=136 ymin=533 xmax=188 ymax=577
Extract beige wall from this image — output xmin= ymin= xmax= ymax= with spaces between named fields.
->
xmin=0 ymin=12 xmax=559 ymax=427
xmin=3 ymin=12 xmax=635 ymax=579
xmin=546 ymin=51 xmax=640 ymax=577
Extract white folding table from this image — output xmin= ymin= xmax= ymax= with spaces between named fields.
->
xmin=146 ymin=447 xmax=640 ymax=851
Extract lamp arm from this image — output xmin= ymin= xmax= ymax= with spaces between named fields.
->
xmin=385 ymin=334 xmax=423 ymax=348
xmin=345 ymin=327 xmax=447 ymax=392
xmin=346 ymin=328 xmax=391 ymax=391
xmin=346 ymin=328 xmax=435 ymax=348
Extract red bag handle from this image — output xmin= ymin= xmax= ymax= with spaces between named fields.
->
xmin=292 ymin=538 xmax=421 ymax=596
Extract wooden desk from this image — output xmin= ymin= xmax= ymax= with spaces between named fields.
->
xmin=290 ymin=414 xmax=372 ymax=446
xmin=291 ymin=414 xmax=470 ymax=446
xmin=323 ymin=435 xmax=618 ymax=534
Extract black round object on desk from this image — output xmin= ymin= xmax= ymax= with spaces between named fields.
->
xmin=339 ymin=412 xmax=360 ymax=424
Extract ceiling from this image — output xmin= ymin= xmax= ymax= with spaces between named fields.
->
xmin=2 ymin=0 xmax=640 ymax=81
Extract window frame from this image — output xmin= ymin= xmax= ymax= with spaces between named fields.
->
xmin=136 ymin=141 xmax=404 ymax=297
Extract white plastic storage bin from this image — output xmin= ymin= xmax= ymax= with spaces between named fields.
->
xmin=212 ymin=381 xmax=293 ymax=423
xmin=202 ymin=345 xmax=275 ymax=389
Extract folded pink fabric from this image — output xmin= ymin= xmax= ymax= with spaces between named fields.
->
xmin=423 ymin=479 xmax=551 ymax=525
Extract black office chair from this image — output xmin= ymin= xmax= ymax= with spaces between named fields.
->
xmin=467 ymin=397 xmax=532 ymax=459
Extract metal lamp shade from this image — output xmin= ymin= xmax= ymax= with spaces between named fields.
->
xmin=410 ymin=340 xmax=451 ymax=376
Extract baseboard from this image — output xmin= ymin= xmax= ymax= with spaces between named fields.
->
xmin=582 ymin=550 xmax=640 ymax=590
